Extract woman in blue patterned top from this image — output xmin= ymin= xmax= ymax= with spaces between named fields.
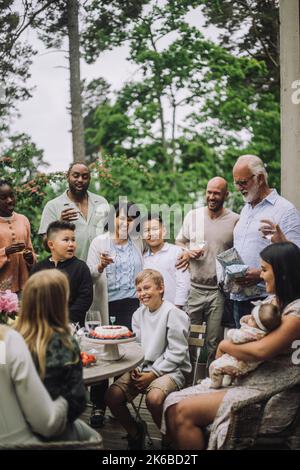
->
xmin=87 ymin=201 xmax=143 ymax=427
xmin=87 ymin=201 xmax=143 ymax=330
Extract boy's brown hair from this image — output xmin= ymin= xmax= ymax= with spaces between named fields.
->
xmin=135 ymin=269 xmax=164 ymax=294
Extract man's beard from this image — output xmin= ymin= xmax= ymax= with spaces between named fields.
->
xmin=242 ymin=185 xmax=259 ymax=203
xmin=207 ymin=200 xmax=223 ymax=212
xmin=69 ymin=185 xmax=88 ymax=196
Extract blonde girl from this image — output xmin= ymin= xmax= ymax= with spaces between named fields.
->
xmin=16 ymin=269 xmax=87 ymax=423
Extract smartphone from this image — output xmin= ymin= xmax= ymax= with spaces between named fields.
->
xmin=63 ymin=202 xmax=79 ymax=219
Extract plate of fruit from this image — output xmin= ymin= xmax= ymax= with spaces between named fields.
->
xmin=80 ymin=351 xmax=97 ymax=367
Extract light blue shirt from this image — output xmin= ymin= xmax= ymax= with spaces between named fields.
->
xmin=106 ymin=239 xmax=143 ymax=302
xmin=233 ymin=189 xmax=300 ymax=300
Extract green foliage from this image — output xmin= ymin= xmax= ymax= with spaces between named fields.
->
xmin=89 ymin=155 xmax=204 ymax=241
xmin=198 ymin=0 xmax=280 ymax=98
xmin=84 ymin=0 xmax=280 ymax=212
xmin=32 ymin=0 xmax=70 ymax=49
xmin=0 ymin=135 xmax=64 ymax=255
xmin=90 ymin=155 xmax=198 ymax=206
xmin=82 ymin=0 xmax=150 ymax=61
xmin=1 ymin=0 xmax=281 ymax=243
xmin=0 ymin=1 xmax=36 ymax=135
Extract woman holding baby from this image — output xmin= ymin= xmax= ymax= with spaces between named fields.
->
xmin=164 ymin=241 xmax=300 ymax=450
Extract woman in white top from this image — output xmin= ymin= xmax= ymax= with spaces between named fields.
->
xmin=87 ymin=201 xmax=143 ymax=427
xmin=0 ymin=325 xmax=67 ymax=446
xmin=0 ymin=326 xmax=101 ymax=446
xmin=87 ymin=201 xmax=143 ymax=329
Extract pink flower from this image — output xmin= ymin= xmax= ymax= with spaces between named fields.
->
xmin=0 ymin=290 xmax=19 ymax=324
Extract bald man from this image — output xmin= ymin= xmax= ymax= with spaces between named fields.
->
xmin=176 ymin=177 xmax=239 ymax=372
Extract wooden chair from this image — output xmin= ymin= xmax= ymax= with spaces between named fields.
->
xmin=188 ymin=323 xmax=207 ymax=386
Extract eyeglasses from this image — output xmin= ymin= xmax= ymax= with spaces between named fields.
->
xmin=234 ymin=174 xmax=256 ymax=187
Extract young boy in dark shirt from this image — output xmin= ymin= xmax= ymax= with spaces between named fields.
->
xmin=31 ymin=220 xmax=93 ymax=326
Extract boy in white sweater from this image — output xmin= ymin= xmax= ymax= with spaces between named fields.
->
xmin=105 ymin=269 xmax=191 ymax=450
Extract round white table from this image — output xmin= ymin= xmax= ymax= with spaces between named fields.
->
xmin=81 ymin=339 xmax=144 ymax=386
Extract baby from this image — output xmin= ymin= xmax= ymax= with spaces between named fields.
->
xmin=209 ymin=302 xmax=281 ymax=388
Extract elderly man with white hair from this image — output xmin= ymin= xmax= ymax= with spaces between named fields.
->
xmin=232 ymin=154 xmax=300 ymax=327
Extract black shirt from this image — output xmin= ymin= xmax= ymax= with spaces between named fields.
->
xmin=30 ymin=256 xmax=93 ymax=326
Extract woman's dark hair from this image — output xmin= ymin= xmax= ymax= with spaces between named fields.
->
xmin=260 ymin=242 xmax=300 ymax=309
xmin=105 ymin=201 xmax=141 ymax=234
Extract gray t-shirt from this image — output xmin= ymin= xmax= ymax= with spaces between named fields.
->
xmin=38 ymin=190 xmax=109 ymax=262
xmin=176 ymin=207 xmax=239 ymax=288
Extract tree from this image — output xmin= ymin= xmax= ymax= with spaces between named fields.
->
xmin=199 ymin=0 xmax=280 ymax=98
xmin=25 ymin=0 xmax=150 ymax=163
xmin=83 ymin=0 xmax=280 ymax=213
xmin=67 ymin=0 xmax=85 ymax=162
xmin=2 ymin=132 xmax=49 ymax=179
xmin=84 ymin=2 xmax=217 ymax=171
xmin=198 ymin=0 xmax=280 ymax=189
xmin=82 ymin=0 xmax=150 ymax=60
xmin=0 ymin=133 xmax=61 ymax=252
xmin=0 ymin=1 xmax=36 ymax=137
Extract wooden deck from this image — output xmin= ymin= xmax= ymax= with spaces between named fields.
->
xmin=80 ymin=364 xmax=207 ymax=450
xmin=81 ymin=399 xmax=162 ymax=450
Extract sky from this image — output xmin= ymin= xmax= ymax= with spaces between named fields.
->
xmin=11 ymin=3 xmax=219 ymax=172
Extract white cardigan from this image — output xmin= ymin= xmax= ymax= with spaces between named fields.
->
xmin=0 ymin=328 xmax=67 ymax=445
xmin=86 ymin=232 xmax=144 ymax=325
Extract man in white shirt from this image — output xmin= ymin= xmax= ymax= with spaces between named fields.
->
xmin=39 ymin=162 xmax=109 ymax=428
xmin=39 ymin=162 xmax=109 ymax=262
xmin=232 ymin=154 xmax=300 ymax=327
xmin=142 ymin=214 xmax=190 ymax=309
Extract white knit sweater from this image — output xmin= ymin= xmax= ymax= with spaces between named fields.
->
xmin=132 ymin=300 xmax=191 ymax=389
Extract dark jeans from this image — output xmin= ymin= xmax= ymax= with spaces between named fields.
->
xmin=108 ymin=297 xmax=140 ymax=331
xmin=221 ymin=293 xmax=235 ymax=329
xmin=90 ymin=297 xmax=140 ymax=409
xmin=233 ymin=298 xmax=265 ymax=328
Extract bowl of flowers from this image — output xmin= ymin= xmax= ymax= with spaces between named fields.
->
xmin=0 ymin=282 xmax=19 ymax=325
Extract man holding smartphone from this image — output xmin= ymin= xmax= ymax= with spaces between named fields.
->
xmin=38 ymin=162 xmax=110 ymax=429
xmin=39 ymin=162 xmax=109 ymax=262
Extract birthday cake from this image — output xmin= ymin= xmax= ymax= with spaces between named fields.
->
xmin=89 ymin=325 xmax=135 ymax=340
